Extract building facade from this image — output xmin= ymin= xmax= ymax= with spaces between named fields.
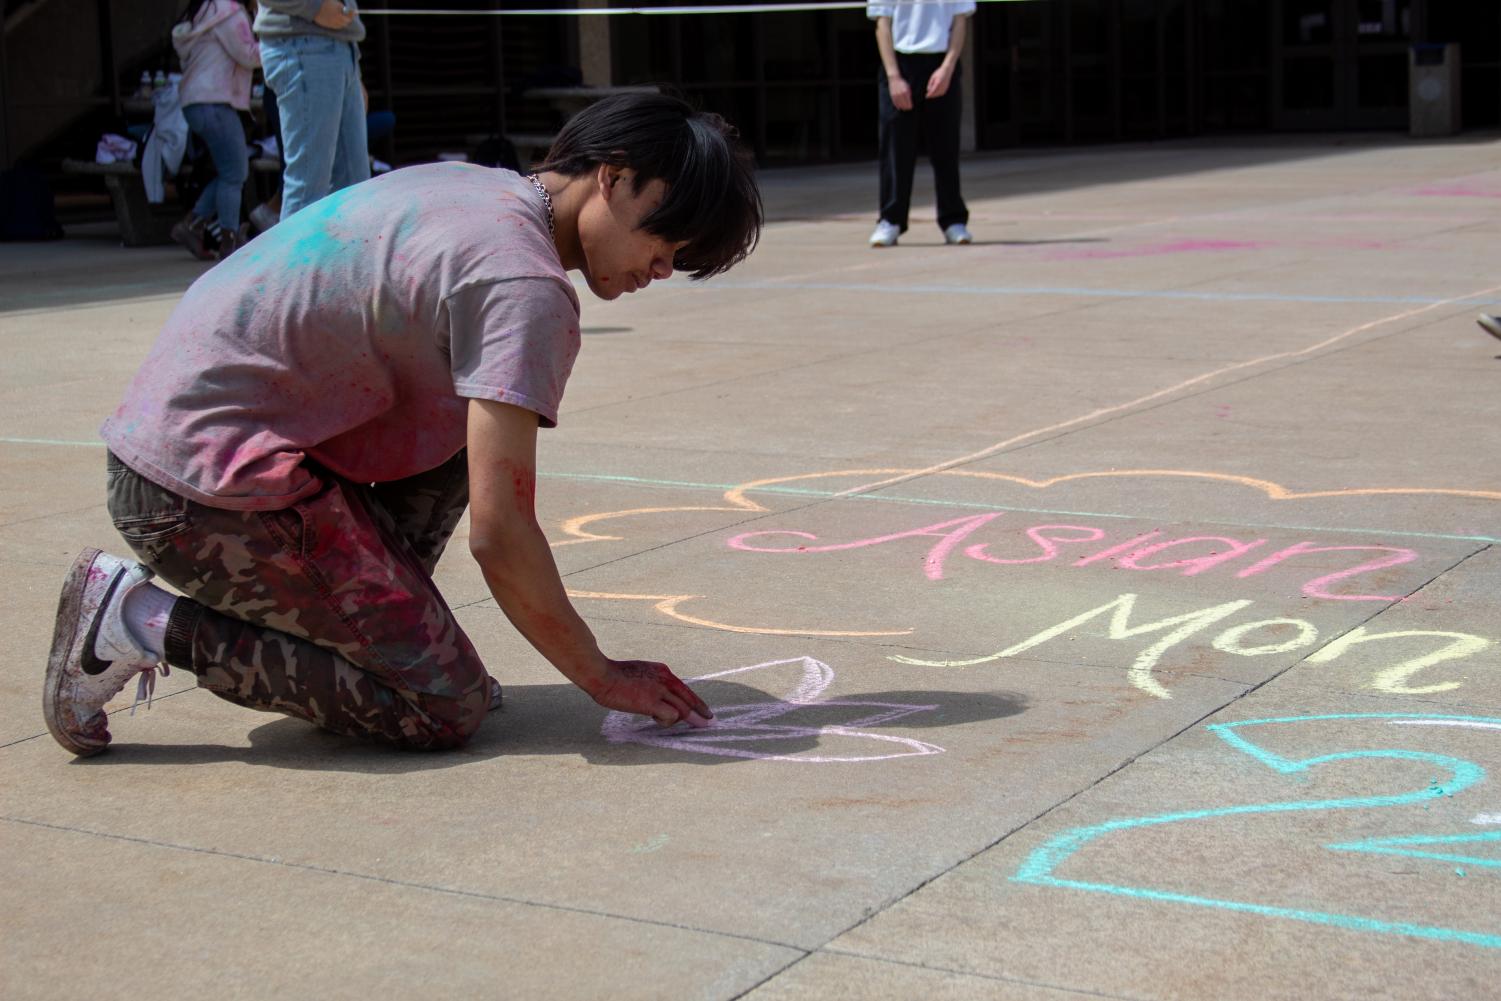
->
xmin=2 ymin=0 xmax=1498 ymax=170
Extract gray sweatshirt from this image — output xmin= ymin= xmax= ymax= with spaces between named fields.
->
xmin=253 ymin=0 xmax=365 ymax=43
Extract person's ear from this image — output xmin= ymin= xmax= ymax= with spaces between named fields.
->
xmin=596 ymin=164 xmax=637 ymax=203
xmin=596 ymin=163 xmax=628 ymax=201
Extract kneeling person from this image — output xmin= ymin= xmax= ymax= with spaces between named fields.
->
xmin=45 ymin=93 xmax=762 ymax=755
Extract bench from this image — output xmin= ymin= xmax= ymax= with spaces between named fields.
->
xmin=62 ymin=156 xmax=282 ymax=247
xmin=62 ymin=159 xmax=177 ymax=246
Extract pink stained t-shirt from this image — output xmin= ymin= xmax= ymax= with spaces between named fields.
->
xmin=101 ymin=163 xmax=581 ymax=511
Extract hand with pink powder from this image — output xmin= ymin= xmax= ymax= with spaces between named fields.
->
xmin=586 ymin=660 xmax=714 ymax=729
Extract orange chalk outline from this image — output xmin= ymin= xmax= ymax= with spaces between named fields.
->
xmin=726 ymin=468 xmax=1501 ymax=506
xmin=560 ymin=465 xmax=1496 ymax=637
xmin=560 ymin=279 xmax=1501 ymax=637
xmin=564 ymin=589 xmax=912 ymax=637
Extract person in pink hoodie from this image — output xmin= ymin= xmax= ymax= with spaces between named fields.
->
xmin=170 ymin=0 xmax=261 ymax=260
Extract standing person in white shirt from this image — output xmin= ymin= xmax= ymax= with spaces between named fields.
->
xmin=867 ymin=0 xmax=975 ymax=247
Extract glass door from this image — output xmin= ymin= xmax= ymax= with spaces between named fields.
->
xmin=1351 ymin=0 xmax=1414 ymax=127
xmin=974 ymin=1 xmax=1061 ymax=147
xmin=1275 ymin=0 xmax=1341 ymax=127
xmin=1274 ymin=0 xmax=1413 ymax=128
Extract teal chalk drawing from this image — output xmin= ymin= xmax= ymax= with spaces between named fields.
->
xmin=1328 ymin=830 xmax=1501 ymax=870
xmin=629 ymin=834 xmax=670 ymax=854
xmin=1012 ymin=713 xmax=1501 ymax=949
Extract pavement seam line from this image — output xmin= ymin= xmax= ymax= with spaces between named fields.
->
xmin=809 ymin=948 xmax=1155 ymax=1001
xmin=0 ymin=814 xmax=812 ymax=953
xmin=975 ymin=301 xmax=1484 ymax=468
xmin=563 ymin=297 xmax=1084 ymax=418
xmin=535 ymin=301 xmax=1496 ymax=590
xmin=556 ymin=602 xmax=1501 ymax=713
xmin=0 ymin=684 xmax=205 ymax=751
xmin=0 ymin=500 xmax=107 ymax=532
xmin=834 ymin=278 xmax=1501 ymax=498
xmin=797 ymin=542 xmax=1496 ymax=956
xmin=538 ymin=470 xmax=1497 ymax=542
xmin=566 ymin=225 xmax=1439 ymax=423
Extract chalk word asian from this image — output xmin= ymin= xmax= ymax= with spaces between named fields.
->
xmin=729 ymin=513 xmax=1425 ymax=601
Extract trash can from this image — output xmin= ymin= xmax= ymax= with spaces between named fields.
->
xmin=1410 ymin=43 xmax=1461 ymax=137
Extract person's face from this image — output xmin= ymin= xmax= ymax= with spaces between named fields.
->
xmin=575 ymin=166 xmax=688 ymax=301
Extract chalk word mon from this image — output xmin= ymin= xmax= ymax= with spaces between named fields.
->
xmin=728 ymin=513 xmax=1423 ymax=601
xmin=600 ymin=657 xmax=943 ymax=763
xmin=892 ymin=592 xmax=1495 ymax=700
xmin=1014 ymin=713 xmax=1501 ymax=950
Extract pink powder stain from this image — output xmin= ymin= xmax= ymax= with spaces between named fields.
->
xmin=1414 ymin=184 xmax=1501 ymax=199
xmin=1046 ymin=238 xmax=1270 ymax=261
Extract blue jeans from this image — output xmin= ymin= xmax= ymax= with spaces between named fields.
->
xmin=261 ymin=35 xmax=370 ymax=220
xmin=182 ymin=103 xmax=249 ymax=232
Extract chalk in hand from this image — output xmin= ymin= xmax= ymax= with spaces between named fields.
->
xmin=684 ymin=710 xmax=711 ymax=729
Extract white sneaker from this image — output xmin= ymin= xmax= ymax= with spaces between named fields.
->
xmin=1479 ymin=314 xmax=1501 ymax=342
xmin=943 ymin=223 xmax=973 ymax=245
xmin=43 ymin=549 xmax=169 ymax=757
xmin=869 ymin=220 xmax=901 ymax=247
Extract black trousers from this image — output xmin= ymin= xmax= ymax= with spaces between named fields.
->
xmin=878 ymin=52 xmax=968 ymax=233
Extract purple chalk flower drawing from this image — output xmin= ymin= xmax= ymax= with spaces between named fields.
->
xmin=601 ymin=657 xmax=945 ymax=762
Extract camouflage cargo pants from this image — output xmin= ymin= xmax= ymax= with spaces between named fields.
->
xmin=105 ymin=451 xmax=490 ymax=749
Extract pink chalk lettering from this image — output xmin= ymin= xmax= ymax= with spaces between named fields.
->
xmin=1118 ymin=536 xmax=1269 ymax=576
xmin=1415 ymin=184 xmax=1501 ymax=199
xmin=1235 ymin=542 xmax=1419 ymax=601
xmin=1074 ymin=531 xmax=1164 ymax=566
xmin=728 ymin=512 xmax=1005 ymax=581
xmin=727 ymin=512 xmax=1425 ymax=602
xmin=966 ymin=524 xmax=1107 ymax=566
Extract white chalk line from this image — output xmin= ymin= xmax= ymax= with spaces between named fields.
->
xmin=600 ymin=657 xmax=945 ymax=762
xmin=835 ymin=279 xmax=1501 ymax=499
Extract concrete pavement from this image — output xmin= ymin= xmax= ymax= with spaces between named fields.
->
xmin=3 ymin=133 xmax=1500 ymax=999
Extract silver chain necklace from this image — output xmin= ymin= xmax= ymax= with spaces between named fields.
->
xmin=526 ymin=173 xmax=555 ymax=235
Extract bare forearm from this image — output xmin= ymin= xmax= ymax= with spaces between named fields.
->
xmin=875 ymin=18 xmax=902 ymax=79
xmin=941 ymin=14 xmax=967 ymax=73
xmin=474 ymin=522 xmax=711 ymax=727
xmin=474 ymin=523 xmax=607 ymax=693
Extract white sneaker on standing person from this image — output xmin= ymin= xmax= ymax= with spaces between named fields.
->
xmin=868 ymin=1 xmax=975 ymax=247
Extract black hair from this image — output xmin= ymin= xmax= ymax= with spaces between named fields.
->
xmin=536 ymin=92 xmax=762 ymax=280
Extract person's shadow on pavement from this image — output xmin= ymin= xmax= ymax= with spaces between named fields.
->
xmin=76 ymin=680 xmax=1028 ymax=773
